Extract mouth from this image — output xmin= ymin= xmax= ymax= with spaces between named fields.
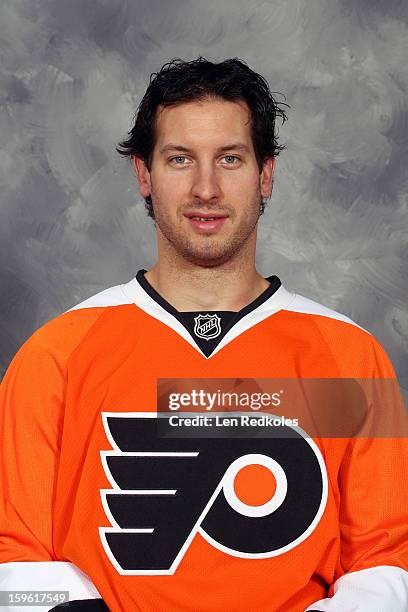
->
xmin=184 ymin=212 xmax=228 ymax=220
xmin=184 ymin=212 xmax=228 ymax=232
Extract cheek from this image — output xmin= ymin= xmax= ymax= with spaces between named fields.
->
xmin=151 ymin=169 xmax=187 ymax=200
xmin=223 ymin=172 xmax=260 ymax=198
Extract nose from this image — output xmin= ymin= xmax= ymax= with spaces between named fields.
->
xmin=191 ymin=164 xmax=222 ymax=203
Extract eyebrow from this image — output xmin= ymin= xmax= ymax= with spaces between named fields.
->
xmin=159 ymin=143 xmax=251 ymax=155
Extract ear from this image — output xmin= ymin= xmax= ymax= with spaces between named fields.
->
xmin=132 ymin=156 xmax=152 ymax=199
xmin=260 ymin=156 xmax=276 ymax=199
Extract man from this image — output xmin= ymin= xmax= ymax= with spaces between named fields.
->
xmin=0 ymin=57 xmax=407 ymax=612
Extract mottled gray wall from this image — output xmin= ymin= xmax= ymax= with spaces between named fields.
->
xmin=1 ymin=0 xmax=407 ymax=399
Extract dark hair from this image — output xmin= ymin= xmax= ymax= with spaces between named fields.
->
xmin=116 ymin=56 xmax=289 ymax=218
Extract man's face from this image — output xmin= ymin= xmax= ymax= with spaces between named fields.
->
xmin=134 ymin=97 xmax=275 ymax=267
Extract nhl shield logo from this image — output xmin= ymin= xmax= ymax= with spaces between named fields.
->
xmin=193 ymin=314 xmax=222 ymax=340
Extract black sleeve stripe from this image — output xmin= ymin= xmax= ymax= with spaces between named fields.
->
xmin=50 ymin=599 xmax=110 ymax=611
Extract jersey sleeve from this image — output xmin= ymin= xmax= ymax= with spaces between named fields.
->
xmin=306 ymin=336 xmax=408 ymax=611
xmin=0 ymin=327 xmax=102 ymax=612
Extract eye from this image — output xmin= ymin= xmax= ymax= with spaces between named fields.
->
xmin=169 ymin=156 xmax=189 ymax=164
xmin=222 ymin=155 xmax=241 ymax=165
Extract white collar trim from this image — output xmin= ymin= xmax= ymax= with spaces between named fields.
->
xmin=121 ymin=277 xmax=296 ymax=360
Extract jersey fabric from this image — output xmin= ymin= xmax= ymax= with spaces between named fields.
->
xmin=0 ymin=270 xmax=407 ymax=612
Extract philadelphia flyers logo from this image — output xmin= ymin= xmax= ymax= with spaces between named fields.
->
xmin=99 ymin=412 xmax=328 ymax=575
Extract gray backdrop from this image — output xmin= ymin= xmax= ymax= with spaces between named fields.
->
xmin=1 ymin=0 xmax=407 ymax=400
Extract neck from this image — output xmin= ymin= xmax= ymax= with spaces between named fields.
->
xmin=144 ymin=258 xmax=269 ymax=313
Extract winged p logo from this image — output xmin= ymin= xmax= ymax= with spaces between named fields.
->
xmin=99 ymin=412 xmax=327 ymax=575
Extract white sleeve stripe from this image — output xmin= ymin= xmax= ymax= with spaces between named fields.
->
xmin=0 ymin=562 xmax=102 ymax=612
xmin=305 ymin=565 xmax=408 ymax=611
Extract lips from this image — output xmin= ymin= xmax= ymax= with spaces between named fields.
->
xmin=184 ymin=212 xmax=228 ymax=219
xmin=186 ymin=216 xmax=227 ymax=232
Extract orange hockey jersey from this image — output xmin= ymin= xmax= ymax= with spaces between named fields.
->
xmin=0 ymin=270 xmax=407 ymax=612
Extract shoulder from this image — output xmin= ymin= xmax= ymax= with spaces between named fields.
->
xmin=280 ymin=289 xmax=395 ymax=378
xmin=65 ymin=280 xmax=133 ymax=312
xmin=0 ymin=278 xmax=137 ymax=415
xmin=8 ymin=278 xmax=135 ymax=372
xmin=284 ymin=292 xmax=368 ymax=333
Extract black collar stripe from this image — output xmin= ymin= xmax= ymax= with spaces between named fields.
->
xmin=120 ymin=270 xmax=295 ymax=359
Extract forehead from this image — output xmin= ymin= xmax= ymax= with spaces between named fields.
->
xmin=154 ymin=98 xmax=253 ymax=149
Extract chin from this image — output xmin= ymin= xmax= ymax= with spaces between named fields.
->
xmin=177 ymin=245 xmax=239 ymax=267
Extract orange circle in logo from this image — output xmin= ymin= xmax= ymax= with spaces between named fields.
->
xmin=233 ymin=464 xmax=277 ymax=506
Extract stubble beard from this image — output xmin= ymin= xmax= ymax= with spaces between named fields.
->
xmin=151 ymin=194 xmax=263 ymax=267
